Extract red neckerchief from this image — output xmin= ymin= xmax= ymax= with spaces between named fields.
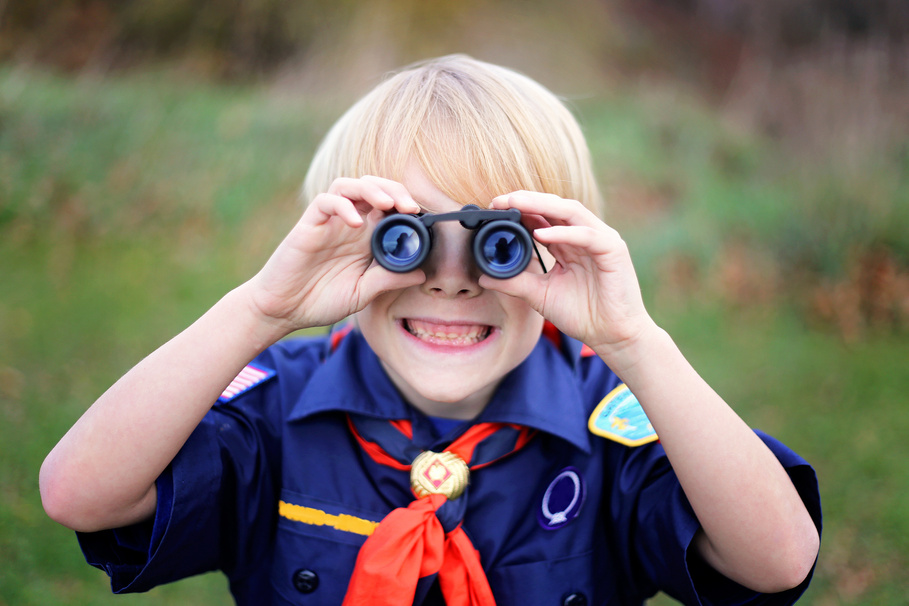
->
xmin=343 ymin=415 xmax=535 ymax=606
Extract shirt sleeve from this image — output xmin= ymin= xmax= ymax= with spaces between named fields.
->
xmin=614 ymin=430 xmax=822 ymax=605
xmin=75 ymin=346 xmax=298 ymax=593
xmin=76 ymin=417 xmax=224 ymax=592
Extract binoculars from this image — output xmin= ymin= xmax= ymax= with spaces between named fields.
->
xmin=371 ymin=205 xmax=538 ymax=279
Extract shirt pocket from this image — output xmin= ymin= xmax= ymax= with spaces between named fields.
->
xmin=270 ymin=490 xmax=385 ymax=605
xmin=487 ymin=550 xmax=602 ymax=606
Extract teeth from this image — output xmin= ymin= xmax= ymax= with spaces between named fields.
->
xmin=406 ymin=320 xmax=489 ymax=344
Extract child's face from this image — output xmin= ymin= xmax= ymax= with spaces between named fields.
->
xmin=356 ymin=163 xmax=546 ymax=419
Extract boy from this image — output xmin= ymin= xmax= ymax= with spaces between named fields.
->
xmin=41 ymin=55 xmax=821 ymax=605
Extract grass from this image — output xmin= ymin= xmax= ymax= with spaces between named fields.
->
xmin=1 ymin=65 xmax=907 ymax=604
xmin=659 ymin=305 xmax=909 ymax=604
xmin=579 ymin=79 xmax=909 ymax=282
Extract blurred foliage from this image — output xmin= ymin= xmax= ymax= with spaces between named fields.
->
xmin=0 ymin=66 xmax=328 ymax=237
xmin=578 ymin=76 xmax=909 ymax=341
xmin=3 ymin=0 xmax=908 ymax=77
xmin=0 ymin=0 xmax=357 ymax=76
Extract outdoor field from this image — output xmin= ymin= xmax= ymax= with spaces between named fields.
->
xmin=1 ymin=1 xmax=907 ymax=604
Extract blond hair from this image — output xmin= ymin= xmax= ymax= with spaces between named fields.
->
xmin=302 ymin=55 xmax=602 ymax=215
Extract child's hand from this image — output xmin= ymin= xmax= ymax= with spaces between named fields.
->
xmin=488 ymin=191 xmax=658 ymax=367
xmin=246 ymin=176 xmax=424 ymax=332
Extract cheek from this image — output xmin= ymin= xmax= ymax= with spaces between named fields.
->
xmin=504 ymin=303 xmax=545 ymax=351
xmin=353 ymin=296 xmax=395 ymax=340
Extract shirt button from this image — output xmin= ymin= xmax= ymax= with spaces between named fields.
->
xmin=292 ymin=569 xmax=319 ymax=593
xmin=562 ymin=592 xmax=588 ymax=606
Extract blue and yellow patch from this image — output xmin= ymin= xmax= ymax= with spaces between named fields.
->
xmin=588 ymin=383 xmax=658 ymax=446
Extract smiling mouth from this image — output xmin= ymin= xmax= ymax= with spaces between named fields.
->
xmin=403 ymin=319 xmax=492 ymax=346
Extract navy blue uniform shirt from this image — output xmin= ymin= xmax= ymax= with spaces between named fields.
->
xmin=78 ymin=330 xmax=822 ymax=605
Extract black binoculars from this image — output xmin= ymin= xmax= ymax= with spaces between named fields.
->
xmin=371 ymin=204 xmax=538 ymax=279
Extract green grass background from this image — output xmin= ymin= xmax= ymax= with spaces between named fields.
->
xmin=1 ymin=64 xmax=907 ymax=605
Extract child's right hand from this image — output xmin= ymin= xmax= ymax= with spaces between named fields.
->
xmin=244 ymin=176 xmax=425 ymax=333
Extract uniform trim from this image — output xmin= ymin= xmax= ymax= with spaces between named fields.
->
xmin=278 ymin=500 xmax=379 ymax=536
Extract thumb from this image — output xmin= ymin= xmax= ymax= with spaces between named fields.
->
xmin=479 ymin=272 xmax=546 ymax=314
xmin=358 ymin=268 xmax=427 ymax=306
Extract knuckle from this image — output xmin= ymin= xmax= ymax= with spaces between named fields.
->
xmin=326 ymin=177 xmax=354 ymax=194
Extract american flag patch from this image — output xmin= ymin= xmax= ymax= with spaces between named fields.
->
xmin=218 ymin=363 xmax=276 ymax=402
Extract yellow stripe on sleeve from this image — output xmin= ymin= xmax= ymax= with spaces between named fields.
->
xmin=278 ymin=500 xmax=380 ymax=536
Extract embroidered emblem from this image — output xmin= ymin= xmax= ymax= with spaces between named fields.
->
xmin=218 ymin=363 xmax=276 ymax=402
xmin=410 ymin=451 xmax=470 ymax=500
xmin=588 ymin=383 xmax=658 ymax=446
xmin=538 ymin=467 xmax=585 ymax=530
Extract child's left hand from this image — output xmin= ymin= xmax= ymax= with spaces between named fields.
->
xmin=487 ymin=191 xmax=657 ymax=368
xmin=492 ymin=192 xmax=820 ymax=592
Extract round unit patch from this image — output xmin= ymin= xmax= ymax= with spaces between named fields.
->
xmin=538 ymin=467 xmax=585 ymax=530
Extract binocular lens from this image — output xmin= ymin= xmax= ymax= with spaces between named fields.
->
xmin=380 ymin=225 xmax=421 ymax=266
xmin=474 ymin=223 xmax=532 ymax=279
xmin=373 ymin=215 xmax=430 ymax=272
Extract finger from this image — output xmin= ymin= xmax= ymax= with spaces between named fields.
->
xmin=534 ymin=226 xmax=631 ymax=277
xmin=490 ymin=193 xmax=553 ymax=231
xmin=533 ymin=225 xmax=623 ymax=257
xmin=357 ymin=267 xmax=427 ymax=307
xmin=516 ymin=210 xmax=552 ymax=232
xmin=326 ymin=177 xmax=404 ymax=213
xmin=493 ymin=191 xmax=602 ymax=229
xmin=478 ymin=271 xmax=547 ymax=314
xmin=360 ymin=176 xmax=421 ymax=214
xmin=310 ymin=193 xmax=365 ymax=227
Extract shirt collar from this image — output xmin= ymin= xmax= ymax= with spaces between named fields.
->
xmin=289 ymin=330 xmax=592 ymax=454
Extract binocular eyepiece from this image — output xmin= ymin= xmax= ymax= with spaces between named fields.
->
xmin=371 ymin=204 xmax=535 ymax=279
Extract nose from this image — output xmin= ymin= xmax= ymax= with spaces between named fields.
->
xmin=421 ymin=223 xmax=482 ymax=298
